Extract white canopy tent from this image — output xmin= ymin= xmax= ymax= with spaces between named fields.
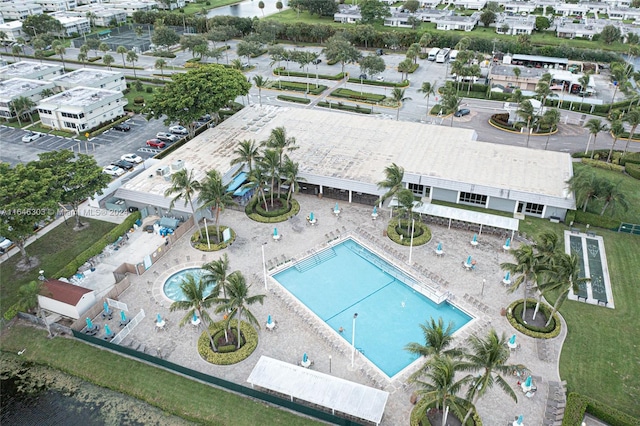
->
xmin=389 ymin=200 xmax=519 ymax=238
xmin=247 ymin=356 xmax=389 ymax=425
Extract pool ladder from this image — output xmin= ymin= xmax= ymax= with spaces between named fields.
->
xmin=294 ymin=248 xmax=337 ymax=273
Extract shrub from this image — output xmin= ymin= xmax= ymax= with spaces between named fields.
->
xmin=197 ymin=320 xmax=258 ymax=365
xmin=245 ymin=195 xmax=300 ymax=223
xmin=317 ymin=101 xmax=373 ymax=114
xmin=87 ymin=56 xmax=102 ymax=62
xmin=506 ymin=299 xmax=561 ymax=339
xmin=330 ymin=88 xmax=385 ymax=103
xmin=563 ymin=393 xmax=639 ymax=426
xmin=145 ymin=86 xmax=153 ymax=93
xmin=150 ymin=50 xmax=176 ymax=58
xmin=573 ymin=211 xmax=621 ymax=230
xmin=276 ymin=95 xmax=311 ymax=104
xmin=133 ymin=97 xmax=145 ymax=105
xmin=386 ymin=217 xmax=432 ymax=246
xmin=191 ymin=226 xmax=236 ymax=251
xmin=619 ymin=151 xmax=640 ymax=166
xmin=626 ymin=163 xmax=640 ymax=180
xmin=580 ymin=158 xmax=625 ymax=172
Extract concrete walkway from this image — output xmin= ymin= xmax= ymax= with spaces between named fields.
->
xmin=88 ymin=194 xmax=567 ymax=425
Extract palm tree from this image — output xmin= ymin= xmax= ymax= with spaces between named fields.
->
xmin=607 ymin=120 xmax=625 ymax=162
xmin=410 ymin=355 xmax=472 ymax=426
xmin=500 ymin=244 xmax=540 ymax=321
xmin=535 ymin=81 xmax=553 ymax=107
xmin=11 ymin=96 xmax=36 ymax=125
xmin=259 ymin=149 xmax=280 ymax=206
xmin=517 ymin=100 xmax=535 ymax=147
xmin=418 ymin=82 xmax=435 ymax=121
xmin=446 ymin=96 xmax=462 ymax=127
xmin=230 ymin=139 xmax=259 ymax=174
xmin=584 ymin=118 xmax=608 ymax=158
xmin=405 ymin=317 xmax=462 ymax=380
xmin=116 ymin=45 xmax=127 ymax=68
xmin=126 ymin=50 xmax=139 ymax=78
xmin=623 ymin=107 xmax=640 ymax=155
xmin=566 ymin=168 xmax=600 ymax=212
xmin=99 ymin=42 xmax=109 ymax=56
xmin=377 ymin=163 xmax=405 ymax=205
xmin=542 ymin=108 xmax=561 ymax=150
xmin=540 ymin=253 xmax=589 ymax=327
xmin=198 ymin=169 xmax=233 ymax=242
xmin=461 ymin=329 xmax=518 ymax=423
xmin=52 ymin=41 xmax=66 ymax=69
xmin=396 ymin=188 xmax=420 ymax=232
xmin=164 ymin=168 xmax=203 ymax=238
xmin=11 ymin=44 xmax=22 ymax=60
xmin=578 ymin=71 xmax=592 ymax=111
xmin=529 ymin=231 xmax=560 ymax=319
xmin=264 ymin=126 xmax=297 ymax=167
xmin=155 ymin=58 xmax=167 ymax=78
xmin=512 ymin=67 xmax=521 ymax=86
xmin=77 ymin=52 xmax=87 ymax=67
xmin=252 ymin=75 xmax=270 ymax=107
xmin=246 ymin=164 xmax=270 ymax=211
xmin=598 ymin=179 xmax=629 ymax=216
xmin=203 ymin=253 xmax=230 ymax=300
xmin=103 ymin=54 xmax=114 ymax=70
xmin=508 ymin=89 xmax=524 ymax=104
xmin=169 ymin=272 xmax=219 ymax=351
xmin=214 ymin=271 xmax=265 ymax=349
xmin=281 ymin=156 xmax=304 ymax=203
xmin=16 ymin=280 xmax=53 ymax=337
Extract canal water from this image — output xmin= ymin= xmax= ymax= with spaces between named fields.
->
xmin=207 ymin=0 xmax=289 ymax=18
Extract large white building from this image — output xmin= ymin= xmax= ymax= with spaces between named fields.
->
xmin=50 ymin=68 xmax=126 ymax=92
xmin=0 ymin=2 xmax=44 ymax=21
xmin=37 ymin=87 xmax=127 ymax=133
xmin=73 ymin=5 xmax=128 ymax=26
xmin=115 ymin=106 xmax=575 ymax=222
xmin=0 ymin=61 xmax=64 ymax=81
xmin=33 ymin=0 xmax=77 ymax=12
xmin=0 ymin=78 xmax=56 ymax=119
xmin=50 ymin=13 xmax=91 ymax=36
xmin=0 ymin=21 xmax=30 ymax=42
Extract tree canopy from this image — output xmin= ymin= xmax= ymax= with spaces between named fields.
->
xmin=322 ymin=35 xmax=361 ymax=75
xmin=22 ymin=14 xmax=64 ymax=37
xmin=146 ymin=65 xmax=251 ymax=136
xmin=359 ymin=0 xmax=391 ymax=23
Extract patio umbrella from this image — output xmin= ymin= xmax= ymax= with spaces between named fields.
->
xmin=267 ymin=315 xmax=272 ymax=325
xmin=105 ymin=324 xmax=113 ymax=337
xmin=103 ymin=301 xmax=110 ymax=313
xmin=302 ymin=352 xmax=308 ymax=363
xmin=472 ymin=233 xmax=477 ymax=243
xmin=466 ymin=255 xmax=472 ymax=265
xmin=437 ymin=242 xmax=442 ymax=251
xmin=309 ymin=212 xmax=314 ymax=222
xmin=192 ymin=312 xmax=198 ymax=322
xmin=516 ymin=415 xmax=524 ymax=425
xmin=373 ymin=206 xmax=377 ymax=215
xmin=120 ymin=310 xmax=127 ymax=322
xmin=157 ymin=313 xmax=163 ymax=323
xmin=273 ymin=227 xmax=278 ymax=237
xmin=86 ymin=318 xmax=94 ymax=330
xmin=334 ymin=203 xmax=340 ymax=212
xmin=508 ymin=334 xmax=517 ymax=349
xmin=523 ymin=376 xmax=532 ymax=389
xmin=505 ymin=237 xmax=511 ymax=248
xmin=504 ymin=271 xmax=511 ymax=281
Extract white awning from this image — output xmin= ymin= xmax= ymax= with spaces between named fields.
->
xmin=389 ymin=200 xmax=520 ymax=232
xmin=247 ymin=356 xmax=389 ymax=425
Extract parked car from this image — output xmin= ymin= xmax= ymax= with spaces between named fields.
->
xmin=103 ymin=165 xmax=125 ymax=177
xmin=113 ymin=123 xmax=131 ymax=132
xmin=156 ymin=132 xmax=178 ymax=143
xmin=312 ymin=58 xmax=322 ymax=65
xmin=376 ymin=75 xmax=385 ymax=82
xmin=198 ymin=114 xmax=212 ymax=123
xmin=454 ymin=108 xmax=471 ymax=117
xmin=0 ymin=236 xmax=13 ymax=252
xmin=376 ymin=48 xmax=384 ymax=56
xmin=169 ymin=125 xmax=188 ymax=135
xmin=121 ymin=153 xmax=143 ymax=164
xmin=111 ymin=160 xmax=135 ymax=171
xmin=146 ymin=139 xmax=166 ymax=149
xmin=359 ymin=74 xmax=368 ymax=80
xmin=22 ymin=131 xmax=44 ymax=143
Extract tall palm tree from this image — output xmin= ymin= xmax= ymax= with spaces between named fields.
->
xmin=607 ymin=120 xmax=625 ymax=162
xmin=391 ymin=88 xmax=411 ymax=121
xmin=164 ymin=168 xmax=203 ymax=238
xmin=126 ymin=50 xmax=139 ymax=78
xmin=512 ymin=67 xmax=521 ymax=86
xmin=500 ymin=244 xmax=540 ymax=321
xmin=155 ymin=58 xmax=167 ymax=78
xmin=578 ymin=71 xmax=592 ymax=111
xmin=446 ymin=96 xmax=462 ymax=127
xmin=410 ymin=355 xmax=472 ymax=426
xmin=566 ymin=168 xmax=600 ymax=212
xmin=540 ymin=253 xmax=589 ymax=327
xmin=584 ymin=118 xmax=608 ymax=158
xmin=252 ymin=75 xmax=270 ymax=107
xmin=535 ymin=81 xmax=553 ymax=107
xmin=214 ymin=271 xmax=266 ymax=349
xmin=528 ymin=231 xmax=560 ymax=319
xmin=517 ymin=100 xmax=535 ymax=147
xmin=280 ymin=156 xmax=304 ymax=203
xmin=377 ymin=163 xmax=405 ymax=205
xmin=245 ymin=164 xmax=270 ymax=211
xmin=598 ymin=179 xmax=629 ymax=216
xmin=418 ymin=82 xmax=436 ymax=120
xmin=508 ymin=89 xmax=524 ymax=104
xmin=230 ymin=139 xmax=259 ymax=174
xmin=53 ymin=41 xmax=66 ymax=69
xmin=11 ymin=96 xmax=36 ymax=126
xmin=461 ymin=329 xmax=518 ymax=423
xmin=198 ymin=169 xmax=233 ymax=242
xmin=16 ymin=280 xmax=53 ymax=337
xmin=116 ymin=45 xmax=127 ymax=68
xmin=405 ymin=317 xmax=462 ymax=380
xmin=623 ymin=107 xmax=640 ymax=155
xmin=396 ymin=188 xmax=420 ymax=232
xmin=203 ymin=253 xmax=230 ymax=300
xmin=264 ymin=126 xmax=297 ymax=167
xmin=542 ymin=108 xmax=561 ymax=150
xmin=103 ymin=54 xmax=114 ymax=70
xmin=169 ymin=272 xmax=219 ymax=351
xmin=259 ymin=149 xmax=280 ymax=206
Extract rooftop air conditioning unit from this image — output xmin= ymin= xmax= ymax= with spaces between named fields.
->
xmin=171 ymin=159 xmax=184 ymax=171
xmin=156 ymin=168 xmax=164 ymax=176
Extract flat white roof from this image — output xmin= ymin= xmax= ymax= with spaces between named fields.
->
xmin=247 ymin=356 xmax=389 ymax=425
xmin=50 ymin=68 xmax=123 ymax=86
xmin=40 ymin=86 xmax=121 ymax=107
xmin=120 ymin=105 xmax=573 ymax=206
xmin=0 ymin=61 xmax=62 ymax=79
xmin=0 ymin=78 xmax=52 ymax=99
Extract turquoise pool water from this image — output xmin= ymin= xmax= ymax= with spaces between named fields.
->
xmin=273 ymin=239 xmax=472 ymax=378
xmin=163 ymin=268 xmax=213 ymax=302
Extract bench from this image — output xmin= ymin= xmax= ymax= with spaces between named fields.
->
xmin=570 ymin=228 xmax=580 ymax=234
xmin=577 ymin=295 xmax=588 ymax=302
xmin=587 ymin=231 xmax=596 ymax=237
xmin=597 ymin=299 xmax=608 ymax=306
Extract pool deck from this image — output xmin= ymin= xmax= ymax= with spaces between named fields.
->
xmin=112 ymin=194 xmax=567 ymax=425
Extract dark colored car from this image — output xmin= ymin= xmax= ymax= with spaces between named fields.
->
xmin=146 ymin=139 xmax=166 ymax=149
xmin=198 ymin=114 xmax=212 ymax=123
xmin=376 ymin=48 xmax=384 ymax=56
xmin=312 ymin=58 xmax=322 ymax=65
xmin=111 ymin=159 xmax=135 ymax=170
xmin=359 ymin=74 xmax=368 ymax=80
xmin=454 ymin=108 xmax=471 ymax=117
xmin=113 ymin=123 xmax=131 ymax=132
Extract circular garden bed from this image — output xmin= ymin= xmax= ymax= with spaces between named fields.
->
xmin=490 ymin=113 xmax=557 ymax=136
xmin=191 ymin=225 xmax=236 ymax=252
xmin=245 ymin=194 xmax=300 ymax=223
xmin=197 ymin=320 xmax=258 ymax=365
xmin=506 ymin=299 xmax=561 ymax=339
xmin=387 ymin=218 xmax=432 ymax=246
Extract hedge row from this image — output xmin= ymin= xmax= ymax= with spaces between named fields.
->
xmin=563 ymin=393 xmax=639 ymax=426
xmin=191 ymin=226 xmax=236 ymax=252
xmin=268 ymin=81 xmax=326 ymax=95
xmin=626 ymin=163 xmax=640 ymax=180
xmin=580 ymin=158 xmax=625 ymax=172
xmin=346 ymin=77 xmax=409 ymax=88
xmin=317 ymin=101 xmax=373 ymax=114
xmin=197 ymin=320 xmax=258 ymax=365
xmin=245 ymin=195 xmax=300 ymax=223
xmin=619 ymin=151 xmax=640 ymax=166
xmin=276 ymin=95 xmax=311 ymax=104
xmin=573 ymin=210 xmax=621 ymax=230
xmin=53 ymin=211 xmax=141 ymax=280
xmin=273 ymin=67 xmax=344 ymax=81
xmin=89 ymin=115 xmax=130 ymax=138
xmin=506 ymin=299 xmax=561 ymax=339
xmin=330 ymin=88 xmax=385 ymax=103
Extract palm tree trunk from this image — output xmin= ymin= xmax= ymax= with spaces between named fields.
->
xmin=189 ymin=199 xmax=203 ymax=238
xmin=522 ymin=282 xmax=528 ymax=321
xmin=600 ymin=201 xmax=610 ymax=216
xmin=590 ymin=136 xmax=597 ymax=159
xmin=607 ymin=138 xmax=618 ymax=162
xmin=532 ymin=292 xmax=542 ymax=320
xmin=236 ymin=308 xmax=242 ymax=349
xmin=215 ymin=205 xmax=221 ymax=243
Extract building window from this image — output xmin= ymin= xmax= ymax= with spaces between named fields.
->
xmin=64 ymin=121 xmax=76 ymax=128
xmin=459 ymin=191 xmax=487 ymax=206
xmin=518 ymin=202 xmax=544 ymax=215
xmin=408 ymin=183 xmax=430 ymax=198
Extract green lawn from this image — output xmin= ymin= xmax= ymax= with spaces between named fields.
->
xmin=0 ymin=218 xmax=117 ymax=318
xmin=0 ymin=327 xmax=323 ymax=426
xmin=181 ymin=0 xmax=240 ymax=15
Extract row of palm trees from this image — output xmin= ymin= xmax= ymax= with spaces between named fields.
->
xmin=406 ymin=318 xmax=519 ymax=425
xmin=500 ymin=232 xmax=589 ymax=326
xmin=567 ymin=167 xmax=629 ymax=216
xmin=584 ymin=108 xmax=640 ymax=162
xmin=170 ymin=254 xmax=265 ymax=351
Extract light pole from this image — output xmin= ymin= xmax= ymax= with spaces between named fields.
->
xmin=351 ymin=313 xmax=358 ymax=368
xmin=481 ymin=279 xmax=486 ymax=296
xmin=261 ymin=242 xmax=268 ymax=290
xmin=329 ymin=355 xmax=332 ymax=373
xmin=408 ymin=218 xmax=415 ymax=264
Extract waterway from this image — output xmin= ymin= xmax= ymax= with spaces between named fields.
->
xmin=207 ymin=0 xmax=289 ymax=18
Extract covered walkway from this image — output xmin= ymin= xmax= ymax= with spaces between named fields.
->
xmin=247 ymin=356 xmax=389 ymax=425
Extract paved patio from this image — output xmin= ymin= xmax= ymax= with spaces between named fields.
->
xmin=101 ymin=194 xmax=567 ymax=425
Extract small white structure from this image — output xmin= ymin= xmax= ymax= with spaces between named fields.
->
xmin=0 ymin=61 xmax=64 ymax=82
xmin=34 ymin=0 xmax=77 ymax=12
xmin=38 ymin=279 xmax=96 ymax=320
xmin=0 ymin=78 xmax=56 ymax=120
xmin=0 ymin=3 xmax=44 ymax=21
xmin=37 ymin=86 xmax=127 ymax=134
xmin=0 ymin=21 xmax=30 ymax=42
xmin=50 ymin=68 xmax=126 ymax=92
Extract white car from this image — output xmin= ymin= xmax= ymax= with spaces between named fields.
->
xmin=169 ymin=125 xmax=188 ymax=135
xmin=0 ymin=236 xmax=13 ymax=252
xmin=121 ymin=153 xmax=143 ymax=164
xmin=156 ymin=132 xmax=179 ymax=143
xmin=103 ymin=165 xmax=125 ymax=177
xmin=22 ymin=132 xmax=44 ymax=143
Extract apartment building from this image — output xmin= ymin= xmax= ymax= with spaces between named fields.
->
xmin=0 ymin=61 xmax=64 ymax=81
xmin=49 ymin=68 xmax=126 ymax=92
xmin=0 ymin=2 xmax=44 ymax=21
xmin=0 ymin=78 xmax=56 ymax=119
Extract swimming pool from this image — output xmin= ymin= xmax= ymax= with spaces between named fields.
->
xmin=163 ymin=268 xmax=213 ymax=302
xmin=273 ymin=238 xmax=472 ymax=378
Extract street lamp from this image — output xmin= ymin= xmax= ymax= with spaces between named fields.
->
xmin=351 ymin=313 xmax=358 ymax=368
xmin=329 ymin=355 xmax=332 ymax=373
xmin=481 ymin=279 xmax=486 ymax=296
xmin=261 ymin=242 xmax=268 ymax=290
